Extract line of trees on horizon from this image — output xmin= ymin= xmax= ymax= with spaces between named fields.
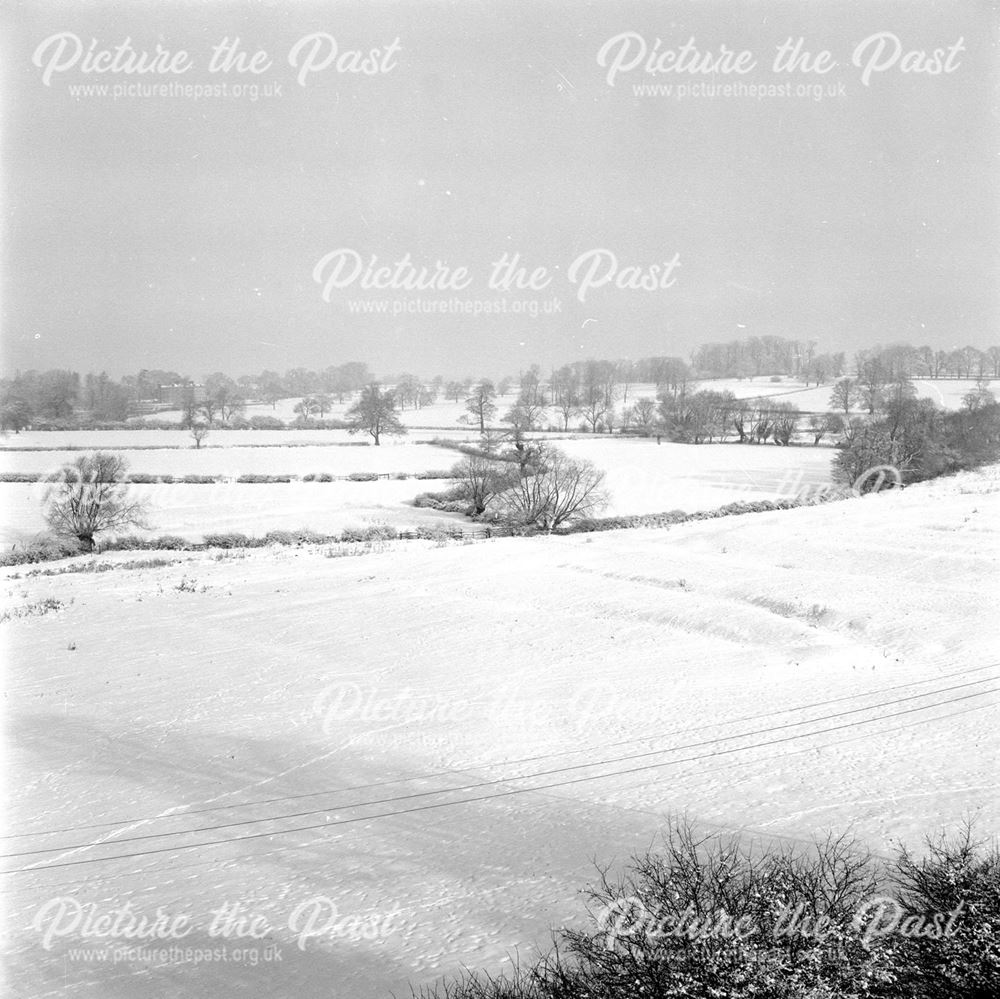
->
xmin=3 ymin=337 xmax=1000 ymax=433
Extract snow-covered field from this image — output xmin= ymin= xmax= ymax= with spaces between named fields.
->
xmin=0 ymin=440 xmax=834 ymax=544
xmin=0 ymin=481 xmax=469 ymax=545
xmin=0 ymin=442 xmax=460 ymax=478
xmin=558 ymin=438 xmax=834 ymax=515
xmin=1 ymin=428 xmax=475 ymax=449
xmin=3 ymin=465 xmax=998 ymax=998
xmin=627 ymin=377 xmax=1000 ymax=413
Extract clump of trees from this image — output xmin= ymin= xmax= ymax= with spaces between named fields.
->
xmin=495 ymin=447 xmax=607 ymax=530
xmin=0 ymin=362 xmax=379 ymax=428
xmin=292 ymin=394 xmax=334 ymax=423
xmin=1 ymin=394 xmax=32 ymax=433
xmin=807 ymin=412 xmax=844 ymax=446
xmin=43 ymin=453 xmax=151 ymax=552
xmin=834 ymin=386 xmax=1000 ymax=490
xmin=445 ymin=440 xmax=607 ymax=531
xmin=654 ymin=386 xmax=802 ymax=446
xmin=692 ymin=335 xmax=847 ymax=382
xmin=415 ymin=819 xmax=1000 ymax=999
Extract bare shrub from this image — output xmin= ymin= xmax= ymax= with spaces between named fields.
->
xmin=496 ymin=447 xmax=608 ymax=531
xmin=43 ymin=452 xmax=151 ymax=552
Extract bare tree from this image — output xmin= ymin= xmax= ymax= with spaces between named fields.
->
xmin=578 ymin=384 xmax=608 ymax=433
xmin=628 ymin=397 xmax=658 ymax=436
xmin=190 ymin=422 xmax=210 ymax=449
xmin=451 ymin=456 xmax=509 ymax=516
xmin=464 ymin=380 xmax=497 ymax=433
xmin=962 ymin=378 xmax=995 ymax=412
xmin=503 ymin=394 xmax=547 ymax=433
xmin=986 ymin=346 xmax=1000 ymax=379
xmin=203 ymin=372 xmax=244 ymax=424
xmin=616 ymin=359 xmax=634 ymax=405
xmin=550 ymin=366 xmax=580 ymax=430
xmin=518 ymin=364 xmax=544 ymax=405
xmin=395 ymin=373 xmax=423 ymax=410
xmin=829 ymin=377 xmax=857 ymax=417
xmin=44 ymin=452 xmax=151 ymax=552
xmin=479 ymin=427 xmax=508 ymax=456
xmin=345 ymin=384 xmax=407 ymax=445
xmin=772 ymin=402 xmax=800 ymax=446
xmin=807 ymin=412 xmax=843 ymax=445
xmin=497 ymin=447 xmax=608 ymax=531
xmin=293 ymin=398 xmax=317 ymax=423
xmin=179 ymin=384 xmax=201 ymax=428
xmin=855 ymin=355 xmax=888 ymax=415
xmin=198 ymin=396 xmax=219 ymax=426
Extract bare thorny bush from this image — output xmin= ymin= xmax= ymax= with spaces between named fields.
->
xmin=413 ymin=818 xmax=1000 ymax=999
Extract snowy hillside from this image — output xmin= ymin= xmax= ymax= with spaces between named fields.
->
xmin=4 ymin=465 xmax=998 ymax=998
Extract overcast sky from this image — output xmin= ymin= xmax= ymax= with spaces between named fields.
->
xmin=2 ymin=0 xmax=997 ymax=379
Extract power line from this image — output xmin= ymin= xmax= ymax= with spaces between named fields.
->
xmin=5 ymin=684 xmax=995 ymax=874
xmin=6 ymin=697 xmax=993 ymax=892
xmin=5 ymin=677 xmax=993 ymax=859
xmin=6 ymin=663 xmax=994 ymax=840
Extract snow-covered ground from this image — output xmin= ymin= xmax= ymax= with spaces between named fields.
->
xmin=0 ymin=441 xmax=834 ymax=544
xmin=1 ymin=428 xmax=476 ymax=449
xmin=627 ymin=377 xmax=1000 ymax=413
xmin=0 ymin=481 xmax=469 ymax=545
xmin=4 ymin=465 xmax=998 ymax=998
xmin=0 ymin=442 xmax=460 ymax=478
xmin=558 ymin=438 xmax=834 ymax=515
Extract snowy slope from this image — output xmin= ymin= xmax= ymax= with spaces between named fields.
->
xmin=3 ymin=465 xmax=999 ymax=998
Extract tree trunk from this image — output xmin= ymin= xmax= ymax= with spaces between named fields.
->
xmin=78 ymin=534 xmax=94 ymax=552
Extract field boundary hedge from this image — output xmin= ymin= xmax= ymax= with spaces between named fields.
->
xmin=0 ymin=487 xmax=857 ymax=568
xmin=558 ymin=489 xmax=850 ymax=534
xmin=1 ymin=441 xmax=406 ymax=452
xmin=0 ymin=471 xmax=453 ymax=484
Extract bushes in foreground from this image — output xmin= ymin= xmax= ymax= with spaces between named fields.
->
xmin=413 ymin=820 xmax=1000 ymax=999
